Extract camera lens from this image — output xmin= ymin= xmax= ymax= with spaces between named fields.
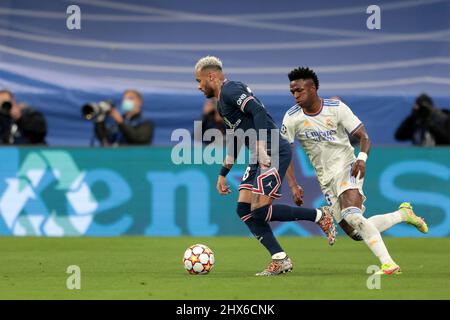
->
xmin=81 ymin=104 xmax=95 ymax=120
xmin=1 ymin=101 xmax=12 ymax=112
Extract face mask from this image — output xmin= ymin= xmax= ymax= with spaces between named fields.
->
xmin=121 ymin=99 xmax=135 ymax=113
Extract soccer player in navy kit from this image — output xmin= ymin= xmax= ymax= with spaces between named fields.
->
xmin=194 ymin=56 xmax=336 ymax=276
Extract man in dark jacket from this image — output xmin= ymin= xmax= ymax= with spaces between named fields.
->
xmin=200 ymin=98 xmax=226 ymax=145
xmin=94 ymin=89 xmax=154 ymax=146
xmin=395 ymin=94 xmax=450 ymax=146
xmin=0 ymin=89 xmax=47 ymax=145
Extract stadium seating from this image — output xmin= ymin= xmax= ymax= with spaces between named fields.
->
xmin=0 ymin=0 xmax=449 ymax=146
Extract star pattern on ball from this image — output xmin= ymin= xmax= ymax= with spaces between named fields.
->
xmin=183 ymin=244 xmax=215 ymax=275
xmin=189 ymin=255 xmax=199 ymax=264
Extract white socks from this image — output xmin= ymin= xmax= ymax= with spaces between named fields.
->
xmin=368 ymin=210 xmax=405 ymax=233
xmin=363 ymin=233 xmax=394 ymax=265
xmin=315 ymin=209 xmax=323 ymax=223
xmin=272 ymin=252 xmax=287 ymax=260
xmin=342 ymin=207 xmax=395 ymax=265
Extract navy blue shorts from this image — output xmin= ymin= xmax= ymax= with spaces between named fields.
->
xmin=238 ymin=142 xmax=291 ymax=199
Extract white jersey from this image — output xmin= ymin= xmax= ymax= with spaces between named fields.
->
xmin=281 ymin=98 xmax=363 ymax=187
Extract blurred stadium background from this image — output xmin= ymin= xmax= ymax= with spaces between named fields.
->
xmin=0 ymin=0 xmax=449 ymax=238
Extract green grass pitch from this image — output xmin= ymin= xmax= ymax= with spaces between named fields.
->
xmin=0 ymin=236 xmax=449 ymax=299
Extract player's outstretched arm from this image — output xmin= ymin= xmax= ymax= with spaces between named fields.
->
xmin=351 ymin=125 xmax=371 ymax=179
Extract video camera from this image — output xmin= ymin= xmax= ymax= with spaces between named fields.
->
xmin=81 ymin=100 xmax=114 ymax=121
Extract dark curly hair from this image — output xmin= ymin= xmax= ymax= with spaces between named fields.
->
xmin=288 ymin=67 xmax=319 ymax=90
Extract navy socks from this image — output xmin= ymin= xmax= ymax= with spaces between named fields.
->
xmin=237 ymin=202 xmax=283 ymax=255
xmin=251 ymin=204 xmax=317 ymax=223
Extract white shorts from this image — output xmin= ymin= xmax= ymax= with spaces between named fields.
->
xmin=321 ymin=162 xmax=366 ymax=223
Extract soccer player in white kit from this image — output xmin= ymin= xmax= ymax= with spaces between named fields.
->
xmin=281 ymin=67 xmax=428 ymax=275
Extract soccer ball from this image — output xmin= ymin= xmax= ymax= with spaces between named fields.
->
xmin=183 ymin=244 xmax=215 ymax=275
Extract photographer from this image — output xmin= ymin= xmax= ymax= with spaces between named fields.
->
xmin=395 ymin=93 xmax=450 ymax=146
xmin=84 ymin=90 xmax=154 ymax=146
xmin=0 ymin=90 xmax=47 ymax=145
xmin=200 ymin=98 xmax=225 ymax=145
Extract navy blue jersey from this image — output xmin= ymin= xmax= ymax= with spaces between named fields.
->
xmin=218 ymin=80 xmax=292 ymax=198
xmin=218 ymin=80 xmax=288 ymax=153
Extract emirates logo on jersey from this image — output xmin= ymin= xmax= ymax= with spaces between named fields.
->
xmin=304 ymin=129 xmax=337 ymax=142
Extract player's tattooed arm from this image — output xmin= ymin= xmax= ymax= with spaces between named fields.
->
xmin=286 ymin=144 xmax=304 ymax=206
xmin=351 ymin=125 xmax=371 ymax=179
xmin=238 ymin=97 xmax=271 ymax=168
xmin=256 ymin=140 xmax=271 ymax=168
xmin=223 ymin=155 xmax=235 ymax=170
